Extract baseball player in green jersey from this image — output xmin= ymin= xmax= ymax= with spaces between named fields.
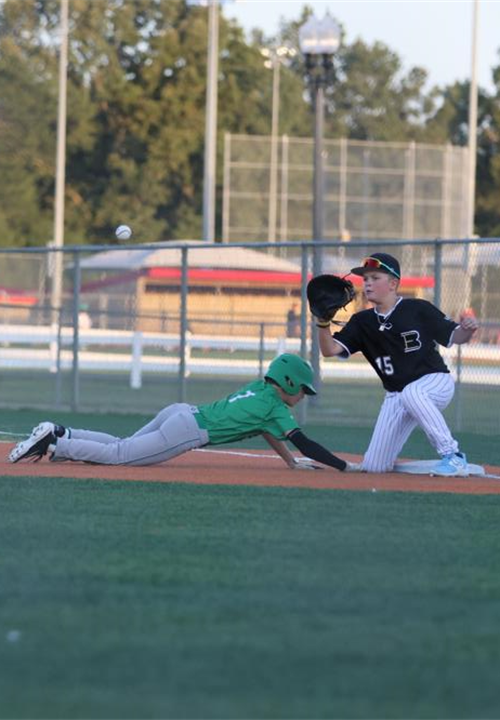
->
xmin=9 ymin=354 xmax=359 ymax=472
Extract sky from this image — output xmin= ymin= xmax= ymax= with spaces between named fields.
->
xmin=225 ymin=0 xmax=500 ymax=94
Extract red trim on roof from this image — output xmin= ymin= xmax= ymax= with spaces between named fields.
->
xmin=81 ymin=270 xmax=143 ymax=292
xmin=79 ymin=267 xmax=435 ymax=291
xmin=147 ymin=267 xmax=305 ymax=285
xmin=147 ymin=267 xmax=434 ymax=288
xmin=0 ymin=288 xmax=38 ymax=306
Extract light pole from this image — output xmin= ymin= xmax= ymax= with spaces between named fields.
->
xmin=299 ymin=13 xmax=340 ymax=393
xmin=467 ymin=0 xmax=479 ymax=240
xmin=299 ymin=13 xmax=340 ymax=274
xmin=463 ymin=0 xmax=480 ymax=317
xmin=261 ymin=45 xmax=296 ymax=245
xmin=203 ymin=0 xmax=219 ymax=243
xmin=51 ymin=0 xmax=69 ymax=323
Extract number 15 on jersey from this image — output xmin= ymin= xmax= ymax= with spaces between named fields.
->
xmin=375 ymin=356 xmax=394 ymax=375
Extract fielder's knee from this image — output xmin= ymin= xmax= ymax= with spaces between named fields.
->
xmin=362 ymin=459 xmax=394 ymax=473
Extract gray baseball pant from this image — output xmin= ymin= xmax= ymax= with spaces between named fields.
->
xmin=52 ymin=403 xmax=209 ymax=466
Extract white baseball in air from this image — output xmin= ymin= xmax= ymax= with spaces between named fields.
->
xmin=115 ymin=224 xmax=132 ymax=240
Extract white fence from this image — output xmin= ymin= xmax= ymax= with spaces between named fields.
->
xmin=1 ymin=324 xmax=499 ymax=389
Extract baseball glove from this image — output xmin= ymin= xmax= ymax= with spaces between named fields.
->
xmin=306 ymin=274 xmax=356 ymax=324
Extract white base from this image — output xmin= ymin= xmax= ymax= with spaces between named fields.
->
xmin=393 ymin=460 xmax=486 ymax=477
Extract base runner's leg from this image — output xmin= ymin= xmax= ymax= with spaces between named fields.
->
xmin=70 ymin=429 xmax=121 ymax=443
xmin=52 ymin=410 xmax=208 ymax=466
xmin=399 ymin=373 xmax=457 ymax=456
xmin=69 ymin=404 xmax=194 ymax=444
xmin=130 ymin=404 xmax=195 ymax=438
xmin=362 ymin=393 xmax=417 ymax=472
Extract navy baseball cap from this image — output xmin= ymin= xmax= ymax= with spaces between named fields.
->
xmin=350 ymin=252 xmax=401 ymax=279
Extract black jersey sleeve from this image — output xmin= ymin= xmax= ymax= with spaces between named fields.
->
xmin=332 ymin=315 xmax=363 ymax=356
xmin=287 ymin=429 xmax=347 ymax=471
xmin=421 ymin=301 xmax=458 ymax=346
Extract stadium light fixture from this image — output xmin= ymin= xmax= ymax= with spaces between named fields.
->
xmin=298 ymin=12 xmax=340 ymax=265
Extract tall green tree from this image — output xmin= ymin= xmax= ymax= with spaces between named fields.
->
xmin=423 ymin=80 xmax=497 ymax=236
xmin=1 ymin=0 xmax=499 ymax=246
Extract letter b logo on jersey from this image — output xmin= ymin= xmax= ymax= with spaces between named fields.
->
xmin=401 ymin=331 xmax=422 ymax=353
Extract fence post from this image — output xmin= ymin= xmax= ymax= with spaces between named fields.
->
xmin=299 ymin=243 xmax=309 ymax=426
xmin=300 ymin=243 xmax=309 ymax=360
xmin=130 ymin=332 xmax=143 ymax=389
xmin=178 ymin=246 xmax=188 ymax=402
xmin=258 ymin=322 xmax=265 ymax=379
xmin=71 ymin=250 xmax=81 ymax=412
xmin=433 ymin=241 xmax=442 ymax=308
xmin=454 ymin=344 xmax=463 ymax=432
xmin=55 ymin=304 xmax=64 ymax=408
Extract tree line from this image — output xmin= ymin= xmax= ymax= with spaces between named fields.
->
xmin=0 ymin=0 xmax=499 ymax=248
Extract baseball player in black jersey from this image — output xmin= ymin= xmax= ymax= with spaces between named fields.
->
xmin=316 ymin=253 xmax=479 ymax=477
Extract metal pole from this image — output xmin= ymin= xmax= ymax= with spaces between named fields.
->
xmin=51 ymin=0 xmax=68 ymax=323
xmin=454 ymin=343 xmax=463 ymax=432
xmin=311 ymin=81 xmax=325 ymax=398
xmin=298 ymin=243 xmax=309 ymax=426
xmin=339 ymin=137 xmax=347 ymax=239
xmin=179 ymin=247 xmax=189 ymax=402
xmin=222 ymin=132 xmax=231 ymax=242
xmin=71 ymin=251 xmax=80 ymax=412
xmin=467 ymin=0 xmax=479 ymax=238
xmin=258 ymin=322 xmax=265 ymax=378
xmin=312 ymin=83 xmax=325 ymax=275
xmin=279 ymin=134 xmax=289 ymax=246
xmin=55 ymin=304 xmax=63 ymax=408
xmin=202 ymin=0 xmax=219 ymax=242
xmin=267 ymin=57 xmax=280 ymax=243
xmin=300 ymin=244 xmax=309 ymax=360
xmin=434 ymin=241 xmax=443 ymax=308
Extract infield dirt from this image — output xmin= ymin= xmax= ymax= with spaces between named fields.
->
xmin=2 ymin=446 xmax=500 ymax=495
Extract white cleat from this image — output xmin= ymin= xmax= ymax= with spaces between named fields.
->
xmin=9 ymin=422 xmax=57 ymax=464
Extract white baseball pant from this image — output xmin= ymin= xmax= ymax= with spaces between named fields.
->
xmin=362 ymin=373 xmax=457 ymax=473
xmin=52 ymin=403 xmax=209 ymax=466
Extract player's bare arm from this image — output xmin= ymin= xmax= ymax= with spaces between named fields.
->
xmin=262 ymin=432 xmax=299 ymax=469
xmin=317 ymin=326 xmax=346 ymax=357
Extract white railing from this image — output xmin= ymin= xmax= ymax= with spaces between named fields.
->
xmin=0 ymin=324 xmax=499 ymax=388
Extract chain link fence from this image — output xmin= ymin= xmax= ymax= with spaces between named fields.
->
xmin=223 ymin=134 xmax=470 ymax=247
xmin=0 ymin=239 xmax=498 ymax=436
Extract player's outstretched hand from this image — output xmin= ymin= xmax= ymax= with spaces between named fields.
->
xmin=292 ymin=457 xmax=323 ymax=471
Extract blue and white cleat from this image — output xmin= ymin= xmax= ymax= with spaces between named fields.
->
xmin=432 ymin=452 xmax=469 ymax=477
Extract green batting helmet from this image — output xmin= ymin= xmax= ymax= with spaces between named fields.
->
xmin=265 ymin=353 xmax=317 ymax=396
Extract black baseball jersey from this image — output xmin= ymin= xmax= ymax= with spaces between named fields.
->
xmin=333 ymin=298 xmax=459 ymax=392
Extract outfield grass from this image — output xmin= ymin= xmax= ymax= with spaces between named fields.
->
xmin=1 ymin=477 xmax=500 ymax=719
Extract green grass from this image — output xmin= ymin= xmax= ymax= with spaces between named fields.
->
xmin=2 ymin=478 xmax=500 ymax=719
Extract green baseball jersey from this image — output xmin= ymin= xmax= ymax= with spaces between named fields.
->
xmin=195 ymin=379 xmax=300 ymax=445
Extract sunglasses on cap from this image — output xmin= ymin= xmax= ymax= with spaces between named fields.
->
xmin=362 ymin=257 xmax=400 ymax=279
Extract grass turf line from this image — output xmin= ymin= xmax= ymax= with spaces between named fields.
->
xmin=2 ymin=478 xmax=500 ymax=718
